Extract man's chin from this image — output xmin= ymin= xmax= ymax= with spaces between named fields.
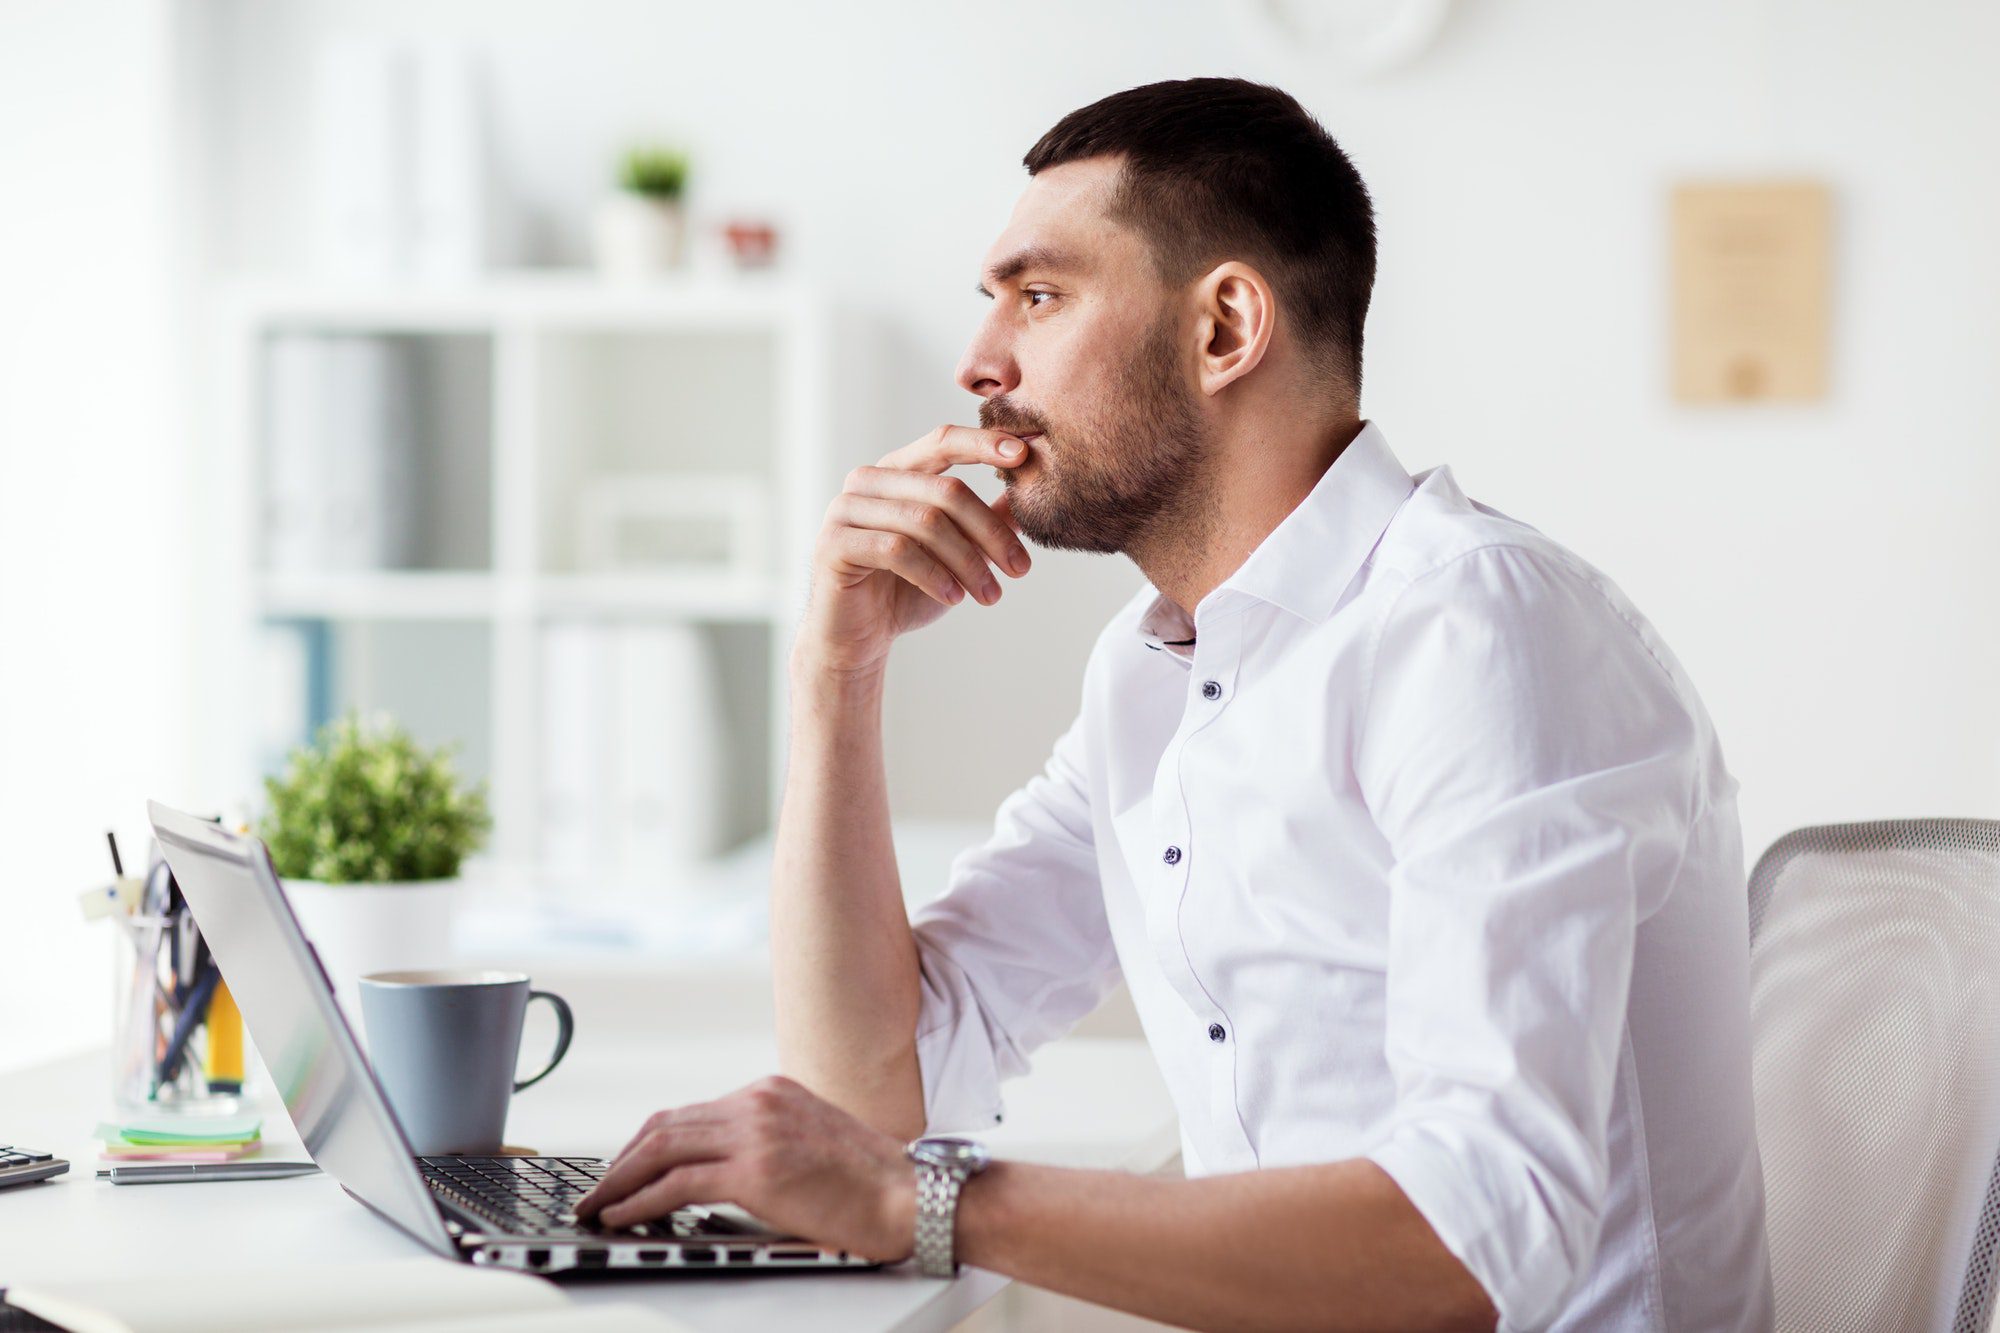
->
xmin=1004 ymin=486 xmax=1124 ymax=556
xmin=999 ymin=475 xmax=1054 ymax=546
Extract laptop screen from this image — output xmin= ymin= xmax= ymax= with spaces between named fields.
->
xmin=148 ymin=801 xmax=455 ymax=1256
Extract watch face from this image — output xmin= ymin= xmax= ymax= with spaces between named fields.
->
xmin=910 ymin=1136 xmax=991 ymax=1172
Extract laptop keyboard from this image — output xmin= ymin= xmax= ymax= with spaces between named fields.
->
xmin=419 ymin=1156 xmax=751 ymax=1240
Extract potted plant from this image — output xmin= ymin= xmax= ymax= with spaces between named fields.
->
xmin=260 ymin=714 xmax=491 ymax=1031
xmin=594 ymin=144 xmax=691 ymax=278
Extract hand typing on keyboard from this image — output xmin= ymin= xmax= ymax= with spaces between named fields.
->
xmin=574 ymin=1075 xmax=918 ymax=1264
xmin=418 ymin=1156 xmax=759 ymax=1240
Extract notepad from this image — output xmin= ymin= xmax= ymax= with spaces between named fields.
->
xmin=96 ymin=1143 xmax=259 ymax=1162
xmin=93 ymin=1115 xmax=264 ymax=1161
xmin=94 ymin=1113 xmax=263 ymax=1145
xmin=3 ymin=1259 xmax=697 ymax=1333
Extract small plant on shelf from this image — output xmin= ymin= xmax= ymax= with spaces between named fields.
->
xmin=618 ymin=145 xmax=691 ymax=201
xmin=260 ymin=713 xmax=491 ymax=884
xmin=598 ymin=144 xmax=693 ymax=276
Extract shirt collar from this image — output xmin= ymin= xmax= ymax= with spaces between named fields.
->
xmin=1135 ymin=420 xmax=1415 ymax=650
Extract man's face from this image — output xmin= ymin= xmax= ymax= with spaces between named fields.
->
xmin=958 ymin=158 xmax=1209 ymax=554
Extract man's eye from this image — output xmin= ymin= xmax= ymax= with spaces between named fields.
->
xmin=1026 ymin=290 xmax=1056 ymax=308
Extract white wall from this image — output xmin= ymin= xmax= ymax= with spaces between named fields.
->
xmin=1344 ymin=0 xmax=2000 ymax=860
xmin=188 ymin=0 xmax=2000 ymax=863
xmin=0 ymin=0 xmax=196 ymax=1069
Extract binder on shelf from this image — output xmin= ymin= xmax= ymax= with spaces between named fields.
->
xmin=253 ymin=620 xmax=333 ymax=774
xmin=408 ymin=41 xmax=498 ymax=280
xmin=539 ymin=621 xmax=732 ymax=882
xmin=261 ymin=334 xmax=418 ymax=574
xmin=539 ymin=621 xmax=615 ymax=875
xmin=614 ymin=623 xmax=727 ymax=873
xmin=309 ymin=38 xmax=408 ymax=279
xmin=310 ymin=37 xmax=503 ymax=281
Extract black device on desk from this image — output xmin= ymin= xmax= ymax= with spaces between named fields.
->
xmin=0 ymin=1152 xmax=72 ymax=1328
xmin=148 ymin=802 xmax=880 ymax=1279
xmin=0 ymin=1294 xmax=64 ymax=1333
xmin=0 ymin=1147 xmax=66 ymax=1190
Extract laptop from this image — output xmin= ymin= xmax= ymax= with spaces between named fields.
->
xmin=148 ymin=801 xmax=878 ymax=1277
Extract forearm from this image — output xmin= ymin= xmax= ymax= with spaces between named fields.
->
xmin=770 ymin=655 xmax=926 ymax=1141
xmin=952 ymin=1159 xmax=1496 ymax=1333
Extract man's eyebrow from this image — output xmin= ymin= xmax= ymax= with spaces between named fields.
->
xmin=975 ymin=245 xmax=1083 ymax=298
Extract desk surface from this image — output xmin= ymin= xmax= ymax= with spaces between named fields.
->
xmin=0 ymin=1021 xmax=1178 ymax=1333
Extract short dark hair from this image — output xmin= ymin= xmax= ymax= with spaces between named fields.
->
xmin=1025 ymin=78 xmax=1376 ymax=401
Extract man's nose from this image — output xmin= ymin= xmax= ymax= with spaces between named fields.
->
xmin=955 ymin=321 xmax=1019 ymax=399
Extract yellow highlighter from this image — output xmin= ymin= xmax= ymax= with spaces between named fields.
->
xmin=205 ymin=979 xmax=244 ymax=1094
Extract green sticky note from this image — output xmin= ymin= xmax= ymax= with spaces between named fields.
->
xmin=95 ymin=1113 xmax=263 ymax=1146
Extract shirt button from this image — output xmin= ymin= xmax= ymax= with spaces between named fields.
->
xmin=1207 ymin=1022 xmax=1226 ymax=1043
xmin=1201 ymin=679 xmax=1222 ymax=701
xmin=1162 ymin=845 xmax=1182 ymax=866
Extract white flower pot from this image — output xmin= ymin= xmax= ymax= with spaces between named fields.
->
xmin=594 ymin=191 xmax=686 ymax=278
xmin=281 ymin=877 xmax=462 ymax=1043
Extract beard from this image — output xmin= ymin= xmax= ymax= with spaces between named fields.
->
xmin=978 ymin=314 xmax=1211 ymax=556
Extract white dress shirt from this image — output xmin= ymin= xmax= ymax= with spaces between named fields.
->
xmin=908 ymin=422 xmax=1773 ymax=1331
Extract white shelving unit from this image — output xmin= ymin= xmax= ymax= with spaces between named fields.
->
xmin=205 ymin=271 xmax=831 ymax=894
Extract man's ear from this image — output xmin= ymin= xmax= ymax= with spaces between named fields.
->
xmin=1192 ymin=261 xmax=1276 ymax=397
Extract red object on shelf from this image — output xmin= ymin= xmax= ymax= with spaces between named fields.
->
xmin=722 ymin=219 xmax=779 ymax=268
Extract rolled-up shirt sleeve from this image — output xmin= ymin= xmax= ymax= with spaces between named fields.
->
xmin=910 ymin=713 xmax=1121 ymax=1133
xmin=1355 ymin=546 xmax=1705 ymax=1331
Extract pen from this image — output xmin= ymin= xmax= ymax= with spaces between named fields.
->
xmin=96 ymin=1161 xmax=320 ymax=1185
xmin=156 ymin=960 xmax=220 ymax=1084
xmin=139 ymin=860 xmax=176 ymax=1099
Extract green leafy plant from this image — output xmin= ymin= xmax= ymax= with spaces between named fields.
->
xmin=618 ymin=144 xmax=690 ymax=201
xmin=260 ymin=714 xmax=491 ymax=884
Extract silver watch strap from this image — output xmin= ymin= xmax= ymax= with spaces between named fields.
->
xmin=912 ymin=1161 xmax=965 ymax=1278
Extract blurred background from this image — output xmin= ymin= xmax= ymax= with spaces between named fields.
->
xmin=4 ymin=0 xmax=1997 ymax=1074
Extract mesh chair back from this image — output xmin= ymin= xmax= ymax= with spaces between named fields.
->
xmin=1749 ymin=819 xmax=2000 ymax=1333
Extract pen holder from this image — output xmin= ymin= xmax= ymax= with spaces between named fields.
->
xmin=111 ymin=912 xmax=241 ymax=1116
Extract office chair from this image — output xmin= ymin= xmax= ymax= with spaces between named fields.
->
xmin=1749 ymin=819 xmax=2000 ymax=1333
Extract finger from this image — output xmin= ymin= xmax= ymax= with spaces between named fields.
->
xmin=825 ymin=527 xmax=966 ymax=608
xmin=991 ymin=490 xmax=1022 ymax=539
xmin=598 ymin=1162 xmax=736 ymax=1230
xmin=832 ymin=493 xmax=1002 ymax=605
xmin=608 ymin=1113 xmax=671 ymax=1170
xmin=606 ymin=1100 xmax=731 ymax=1172
xmin=579 ymin=1121 xmax=737 ymax=1217
xmin=596 ymin=1096 xmax=748 ymax=1200
xmin=876 ymin=424 xmax=1027 ymax=475
xmin=842 ymin=470 xmax=1030 ymax=579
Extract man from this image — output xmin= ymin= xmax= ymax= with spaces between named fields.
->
xmin=579 ymin=78 xmax=1773 ymax=1332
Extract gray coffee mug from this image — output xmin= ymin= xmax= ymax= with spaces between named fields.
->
xmin=360 ymin=969 xmax=574 ymax=1155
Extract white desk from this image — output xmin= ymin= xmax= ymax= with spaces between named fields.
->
xmin=0 ymin=1010 xmax=1178 ymax=1332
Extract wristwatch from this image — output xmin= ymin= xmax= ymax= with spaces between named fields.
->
xmin=905 ymin=1135 xmax=992 ymax=1277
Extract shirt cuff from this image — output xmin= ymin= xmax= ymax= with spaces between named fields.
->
xmin=913 ymin=1015 xmax=1006 ymax=1134
xmin=1369 ymin=1125 xmax=1582 ymax=1332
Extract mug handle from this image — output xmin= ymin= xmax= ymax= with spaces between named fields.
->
xmin=513 ymin=990 xmax=575 ymax=1093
